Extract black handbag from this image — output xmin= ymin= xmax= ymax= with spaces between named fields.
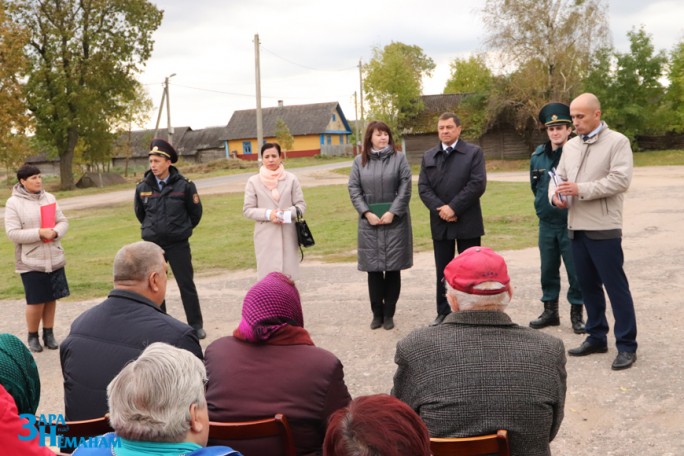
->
xmin=295 ymin=207 xmax=314 ymax=260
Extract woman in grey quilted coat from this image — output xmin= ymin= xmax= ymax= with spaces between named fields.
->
xmin=348 ymin=121 xmax=413 ymax=330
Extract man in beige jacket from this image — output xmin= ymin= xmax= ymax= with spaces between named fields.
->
xmin=549 ymin=93 xmax=637 ymax=370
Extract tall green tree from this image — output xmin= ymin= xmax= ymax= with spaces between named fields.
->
xmin=444 ymin=55 xmax=494 ymax=139
xmin=363 ymin=42 xmax=435 ymax=134
xmin=0 ymin=0 xmax=32 ymax=180
xmin=664 ymin=40 xmax=684 ymax=133
xmin=112 ymin=84 xmax=153 ymax=176
xmin=584 ymin=27 xmax=668 ymax=143
xmin=444 ymin=55 xmax=493 ymax=95
xmin=610 ymin=27 xmax=667 ymax=141
xmin=10 ymin=0 xmax=162 ymax=189
xmin=482 ymin=0 xmax=610 ymax=131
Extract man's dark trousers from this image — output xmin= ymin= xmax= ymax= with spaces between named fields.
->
xmin=571 ymin=231 xmax=637 ymax=352
xmin=434 ymin=237 xmax=481 ymax=316
xmin=162 ymin=239 xmax=203 ymax=329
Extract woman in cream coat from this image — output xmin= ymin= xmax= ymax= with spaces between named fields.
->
xmin=243 ymin=143 xmax=306 ymax=280
xmin=5 ymin=165 xmax=69 ymax=353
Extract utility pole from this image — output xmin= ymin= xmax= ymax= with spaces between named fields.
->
xmin=154 ymin=73 xmax=176 ymax=143
xmin=353 ymin=91 xmax=360 ymax=155
xmin=166 ymin=73 xmax=175 ymax=145
xmin=153 ymin=88 xmax=166 ymax=136
xmin=358 ymin=59 xmax=365 ymax=145
xmin=254 ymin=34 xmax=264 ymax=163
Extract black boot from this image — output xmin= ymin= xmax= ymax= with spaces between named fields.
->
xmin=28 ymin=332 xmax=43 ymax=353
xmin=570 ymin=304 xmax=586 ymax=334
xmin=529 ymin=300 xmax=560 ymax=329
xmin=383 ymin=300 xmax=396 ymax=330
xmin=42 ymin=328 xmax=59 ymax=350
xmin=370 ymin=302 xmax=383 ymax=330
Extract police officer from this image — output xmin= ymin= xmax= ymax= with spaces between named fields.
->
xmin=134 ymin=138 xmax=206 ymax=339
xmin=529 ymin=103 xmax=585 ymax=334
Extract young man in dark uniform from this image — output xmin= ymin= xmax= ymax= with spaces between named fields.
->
xmin=529 ymin=103 xmax=585 ymax=334
xmin=134 ymin=138 xmax=206 ymax=339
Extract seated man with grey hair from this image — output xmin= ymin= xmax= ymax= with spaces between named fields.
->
xmin=73 ymin=342 xmax=242 ymax=455
xmin=60 ymin=241 xmax=203 ymax=422
xmin=392 ymin=247 xmax=566 ymax=456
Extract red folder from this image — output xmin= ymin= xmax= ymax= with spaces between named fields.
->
xmin=40 ymin=203 xmax=56 ymax=243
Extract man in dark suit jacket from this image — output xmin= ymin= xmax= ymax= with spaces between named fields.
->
xmin=418 ymin=112 xmax=486 ymax=325
xmin=392 ymin=247 xmax=566 ymax=456
xmin=60 ymin=241 xmax=202 ymax=421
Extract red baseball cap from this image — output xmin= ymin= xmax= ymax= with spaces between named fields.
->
xmin=443 ymin=247 xmax=510 ymax=295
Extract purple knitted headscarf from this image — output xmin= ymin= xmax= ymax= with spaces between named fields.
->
xmin=236 ymin=272 xmax=304 ymax=342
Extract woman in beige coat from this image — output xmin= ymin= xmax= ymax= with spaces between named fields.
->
xmin=5 ymin=165 xmax=69 ymax=353
xmin=243 ymin=143 xmax=306 ymax=280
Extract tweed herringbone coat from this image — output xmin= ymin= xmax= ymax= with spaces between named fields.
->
xmin=392 ymin=311 xmax=566 ymax=456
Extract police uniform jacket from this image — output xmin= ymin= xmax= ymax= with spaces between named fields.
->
xmin=134 ymin=166 xmax=202 ymax=247
xmin=530 ymin=142 xmax=569 ymax=226
xmin=418 ymin=140 xmax=486 ymax=240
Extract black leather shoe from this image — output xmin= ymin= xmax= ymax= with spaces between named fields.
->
xmin=383 ymin=317 xmax=395 ymax=330
xmin=430 ymin=314 xmax=447 ymax=326
xmin=568 ymin=341 xmax=608 ymax=357
xmin=370 ymin=315 xmax=383 ymax=330
xmin=612 ymin=352 xmax=637 ymax=370
xmin=194 ymin=328 xmax=206 ymax=340
xmin=42 ymin=328 xmax=59 ymax=350
xmin=28 ymin=333 xmax=43 ymax=353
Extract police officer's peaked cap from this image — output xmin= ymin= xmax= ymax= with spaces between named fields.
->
xmin=149 ymin=138 xmax=178 ymax=163
xmin=538 ymin=102 xmax=572 ymax=127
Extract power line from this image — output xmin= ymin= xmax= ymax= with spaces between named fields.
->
xmin=167 ymin=82 xmax=349 ymax=101
xmin=260 ymin=45 xmax=357 ymax=72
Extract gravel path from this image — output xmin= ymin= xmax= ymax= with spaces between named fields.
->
xmin=2 ymin=165 xmax=682 ymax=456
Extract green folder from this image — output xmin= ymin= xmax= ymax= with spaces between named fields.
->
xmin=368 ymin=202 xmax=392 ymax=217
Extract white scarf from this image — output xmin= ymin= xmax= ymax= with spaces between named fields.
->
xmin=258 ymin=164 xmax=286 ymax=202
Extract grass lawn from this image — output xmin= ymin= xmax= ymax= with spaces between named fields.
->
xmin=0 ymin=149 xmax=680 ymax=300
xmin=0 ymin=180 xmax=535 ymax=300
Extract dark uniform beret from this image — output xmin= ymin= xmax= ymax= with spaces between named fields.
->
xmin=149 ymin=138 xmax=178 ymax=163
xmin=538 ymin=102 xmax=572 ymax=127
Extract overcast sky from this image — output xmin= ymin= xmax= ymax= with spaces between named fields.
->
xmin=136 ymin=0 xmax=684 ymax=131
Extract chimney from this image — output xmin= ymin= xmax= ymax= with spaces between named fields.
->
xmin=278 ymin=100 xmax=284 ymax=108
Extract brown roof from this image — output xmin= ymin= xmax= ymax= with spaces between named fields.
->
xmin=224 ymin=102 xmax=351 ymax=140
xmin=113 ymin=127 xmax=192 ymax=158
xmin=181 ymin=126 xmax=229 ymax=152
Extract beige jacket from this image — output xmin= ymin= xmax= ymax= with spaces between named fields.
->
xmin=5 ymin=184 xmax=69 ymax=273
xmin=548 ymin=123 xmax=632 ymax=231
xmin=243 ymin=170 xmax=306 ymax=280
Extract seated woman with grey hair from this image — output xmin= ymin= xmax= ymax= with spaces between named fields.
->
xmin=73 ymin=343 xmax=242 ymax=456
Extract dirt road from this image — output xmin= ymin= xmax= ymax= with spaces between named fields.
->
xmin=2 ymin=165 xmax=683 ymax=456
